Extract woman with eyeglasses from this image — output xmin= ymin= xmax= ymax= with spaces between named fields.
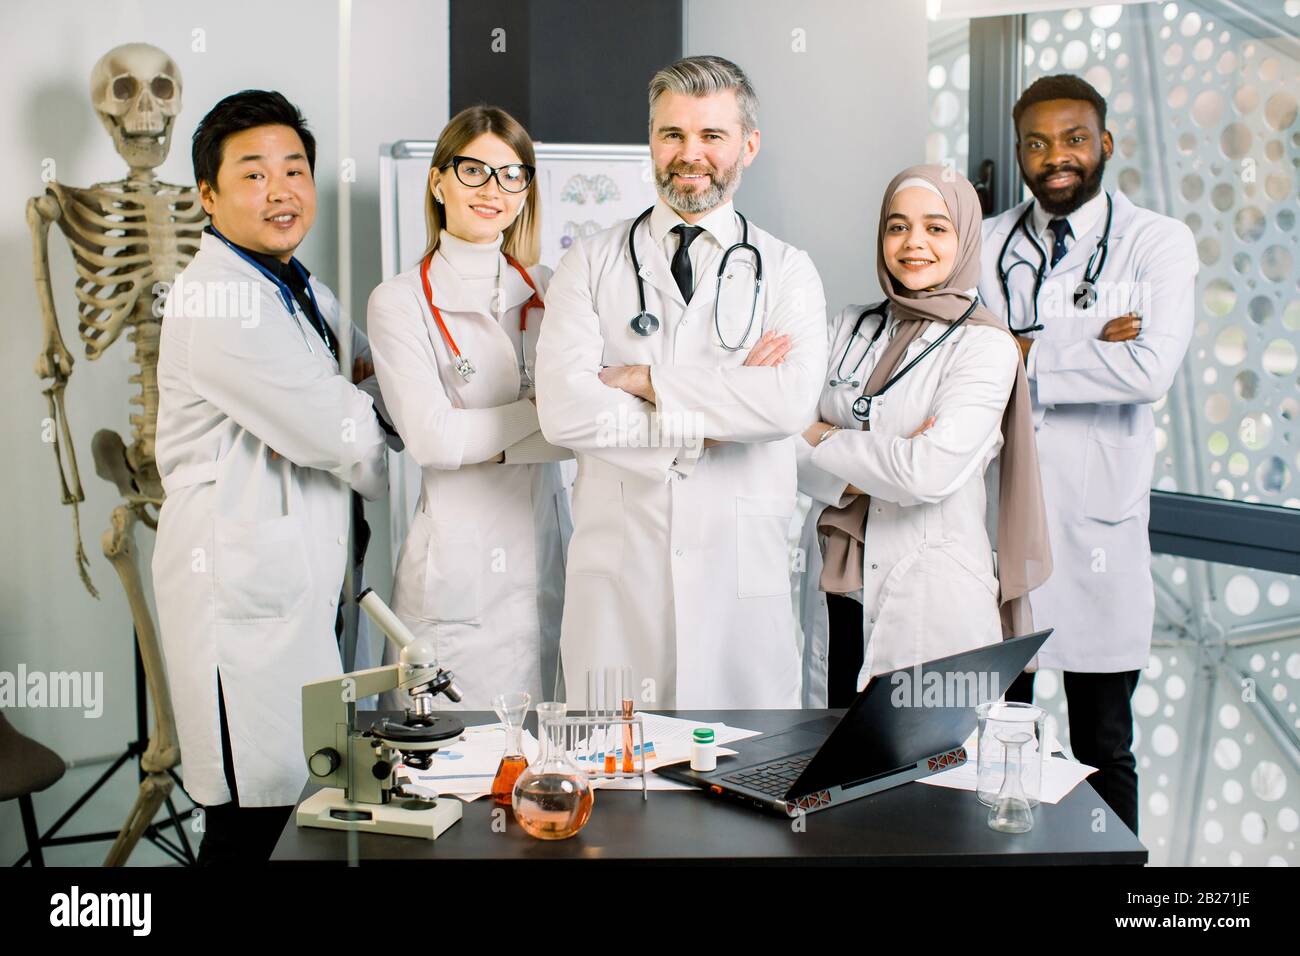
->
xmin=367 ymin=105 xmax=572 ymax=710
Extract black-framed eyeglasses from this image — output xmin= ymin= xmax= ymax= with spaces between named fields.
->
xmin=443 ymin=155 xmax=535 ymax=193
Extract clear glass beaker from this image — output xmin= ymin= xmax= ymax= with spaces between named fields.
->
xmin=512 ymin=701 xmax=594 ymax=840
xmin=987 ymin=731 xmax=1034 ymax=834
xmin=490 ymin=692 xmax=530 ymax=807
xmin=976 ymin=700 xmax=1046 ymax=807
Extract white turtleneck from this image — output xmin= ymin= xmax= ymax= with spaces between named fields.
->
xmin=437 ymin=229 xmax=502 ymax=310
xmin=400 ymin=229 xmax=566 ymax=466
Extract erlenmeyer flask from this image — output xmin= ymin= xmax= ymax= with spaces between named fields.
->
xmin=490 ymin=692 xmax=530 ymax=807
xmin=987 ymin=731 xmax=1034 ymax=834
xmin=512 ymin=701 xmax=594 ymax=840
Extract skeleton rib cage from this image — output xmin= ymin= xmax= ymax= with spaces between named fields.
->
xmin=53 ymin=180 xmax=205 ymax=356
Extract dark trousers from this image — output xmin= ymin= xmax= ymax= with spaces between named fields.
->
xmin=826 ymin=593 xmax=866 ymax=708
xmin=1006 ymin=668 xmax=1141 ymax=836
xmin=195 ymin=679 xmax=292 ymax=866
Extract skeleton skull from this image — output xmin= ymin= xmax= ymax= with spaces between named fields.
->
xmin=90 ymin=43 xmax=182 ymax=172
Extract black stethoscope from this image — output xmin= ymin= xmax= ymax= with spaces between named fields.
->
xmin=830 ymin=298 xmax=979 ymax=423
xmin=627 ymin=205 xmax=763 ymax=350
xmin=996 ymin=191 xmax=1113 ymax=334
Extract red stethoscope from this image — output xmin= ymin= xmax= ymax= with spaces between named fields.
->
xmin=419 ymin=250 xmax=544 ymax=383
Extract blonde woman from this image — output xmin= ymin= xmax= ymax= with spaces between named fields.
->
xmin=368 ymin=106 xmax=571 ymax=710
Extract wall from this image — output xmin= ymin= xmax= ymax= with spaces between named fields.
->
xmin=0 ymin=0 xmax=447 ymax=866
xmin=684 ymin=0 xmax=930 ymax=312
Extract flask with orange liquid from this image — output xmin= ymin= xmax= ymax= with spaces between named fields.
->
xmin=490 ymin=692 xmax=530 ymax=807
xmin=512 ymin=701 xmax=594 ymax=839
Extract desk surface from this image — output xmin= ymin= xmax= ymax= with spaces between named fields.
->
xmin=271 ymin=710 xmax=1147 ymax=866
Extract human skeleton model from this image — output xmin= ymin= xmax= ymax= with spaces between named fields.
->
xmin=28 ymin=43 xmax=205 ymax=865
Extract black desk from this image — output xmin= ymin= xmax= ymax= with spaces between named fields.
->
xmin=271 ymin=710 xmax=1147 ymax=866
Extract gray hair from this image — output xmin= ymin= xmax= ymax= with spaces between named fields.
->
xmin=648 ymin=55 xmax=759 ymax=136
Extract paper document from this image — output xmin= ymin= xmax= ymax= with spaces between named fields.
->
xmin=400 ymin=722 xmax=539 ymax=801
xmin=918 ymin=754 xmax=1097 ymax=804
xmin=399 ymin=714 xmax=763 ymax=798
xmin=571 ymin=712 xmax=758 ymax=791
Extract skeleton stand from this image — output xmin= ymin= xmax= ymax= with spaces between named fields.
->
xmin=13 ymin=633 xmax=195 ymax=866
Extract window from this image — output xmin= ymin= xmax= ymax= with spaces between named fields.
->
xmin=971 ymin=0 xmax=1299 ymax=865
xmin=928 ymin=17 xmax=972 ymax=174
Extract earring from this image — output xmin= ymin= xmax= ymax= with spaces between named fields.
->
xmin=434 ymin=190 xmax=444 ymax=204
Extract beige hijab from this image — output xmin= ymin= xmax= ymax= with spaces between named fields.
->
xmin=817 ymin=164 xmax=1052 ymax=637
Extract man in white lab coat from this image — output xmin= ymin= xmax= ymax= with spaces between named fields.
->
xmin=536 ymin=56 xmax=827 ymax=708
xmin=978 ymin=75 xmax=1197 ymax=835
xmin=152 ymin=91 xmax=390 ymax=863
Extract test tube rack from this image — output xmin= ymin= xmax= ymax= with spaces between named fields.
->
xmin=571 ymin=665 xmax=649 ymax=798
xmin=557 ymin=714 xmax=650 ymax=799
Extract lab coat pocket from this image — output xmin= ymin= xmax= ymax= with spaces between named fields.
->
xmin=419 ymin=513 xmax=482 ymax=624
xmin=864 ymin=545 xmax=926 ymax=676
xmin=568 ymin=476 xmax=624 ymax=578
xmin=939 ymin=540 xmax=1000 ymax=600
xmin=213 ymin=513 xmax=311 ymax=623
xmin=736 ymin=495 xmax=796 ymax=598
xmin=1082 ymin=429 xmax=1153 ymax=524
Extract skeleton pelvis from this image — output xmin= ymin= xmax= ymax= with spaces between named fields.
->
xmin=93 ymin=429 xmax=160 ymax=502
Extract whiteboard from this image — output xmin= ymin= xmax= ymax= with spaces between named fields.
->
xmin=377 ymin=141 xmax=657 ymax=570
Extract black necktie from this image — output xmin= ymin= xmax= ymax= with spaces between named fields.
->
xmin=670 ymin=224 xmax=704 ymax=303
xmin=1047 ymin=217 xmax=1072 ymax=269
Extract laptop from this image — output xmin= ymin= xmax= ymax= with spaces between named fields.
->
xmin=656 ymin=630 xmax=1051 ymax=816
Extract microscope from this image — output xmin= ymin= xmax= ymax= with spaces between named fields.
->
xmin=295 ymin=589 xmax=466 ymax=839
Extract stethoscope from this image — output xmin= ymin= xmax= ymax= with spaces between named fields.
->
xmin=996 ymin=191 xmax=1113 ymax=334
xmin=626 ymin=205 xmax=763 ymax=350
xmin=830 ymin=298 xmax=979 ymax=423
xmin=419 ymin=249 xmax=544 ymax=382
xmin=210 ymin=225 xmax=336 ymax=361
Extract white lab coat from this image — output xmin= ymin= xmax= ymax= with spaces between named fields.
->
xmin=366 ymin=252 xmax=572 ymax=711
xmin=978 ymin=190 xmax=1197 ymax=673
xmin=795 ymin=303 xmax=1020 ymax=707
xmin=535 ymin=201 xmax=827 ymax=709
xmin=152 ymin=233 xmax=389 ymax=807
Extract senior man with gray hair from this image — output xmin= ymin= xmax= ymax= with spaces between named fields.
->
xmin=536 ymin=55 xmax=828 ymax=708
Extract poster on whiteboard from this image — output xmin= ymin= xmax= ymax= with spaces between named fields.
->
xmin=376 ymin=141 xmax=657 ymax=573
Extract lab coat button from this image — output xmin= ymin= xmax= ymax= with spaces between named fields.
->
xmin=674 ymin=549 xmax=684 ymax=557
xmin=871 ymin=563 xmax=878 ymax=570
xmin=337 ymin=535 xmax=346 ymax=545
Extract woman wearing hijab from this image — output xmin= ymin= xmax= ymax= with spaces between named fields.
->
xmin=795 ymin=165 xmax=1052 ymax=707
xmin=367 ymin=105 xmax=572 ymax=710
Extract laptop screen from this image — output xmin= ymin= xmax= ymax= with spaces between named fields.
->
xmin=791 ymin=631 xmax=1051 ymax=796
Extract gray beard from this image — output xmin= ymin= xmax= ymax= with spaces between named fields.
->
xmin=655 ymin=154 xmax=744 ymax=215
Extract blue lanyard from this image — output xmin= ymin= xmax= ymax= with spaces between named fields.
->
xmin=208 ymin=226 xmax=333 ymax=358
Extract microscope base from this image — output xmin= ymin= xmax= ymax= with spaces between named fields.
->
xmin=295 ymin=788 xmax=463 ymax=840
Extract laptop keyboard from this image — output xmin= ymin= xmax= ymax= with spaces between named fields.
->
xmin=722 ymin=753 xmax=813 ymax=797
